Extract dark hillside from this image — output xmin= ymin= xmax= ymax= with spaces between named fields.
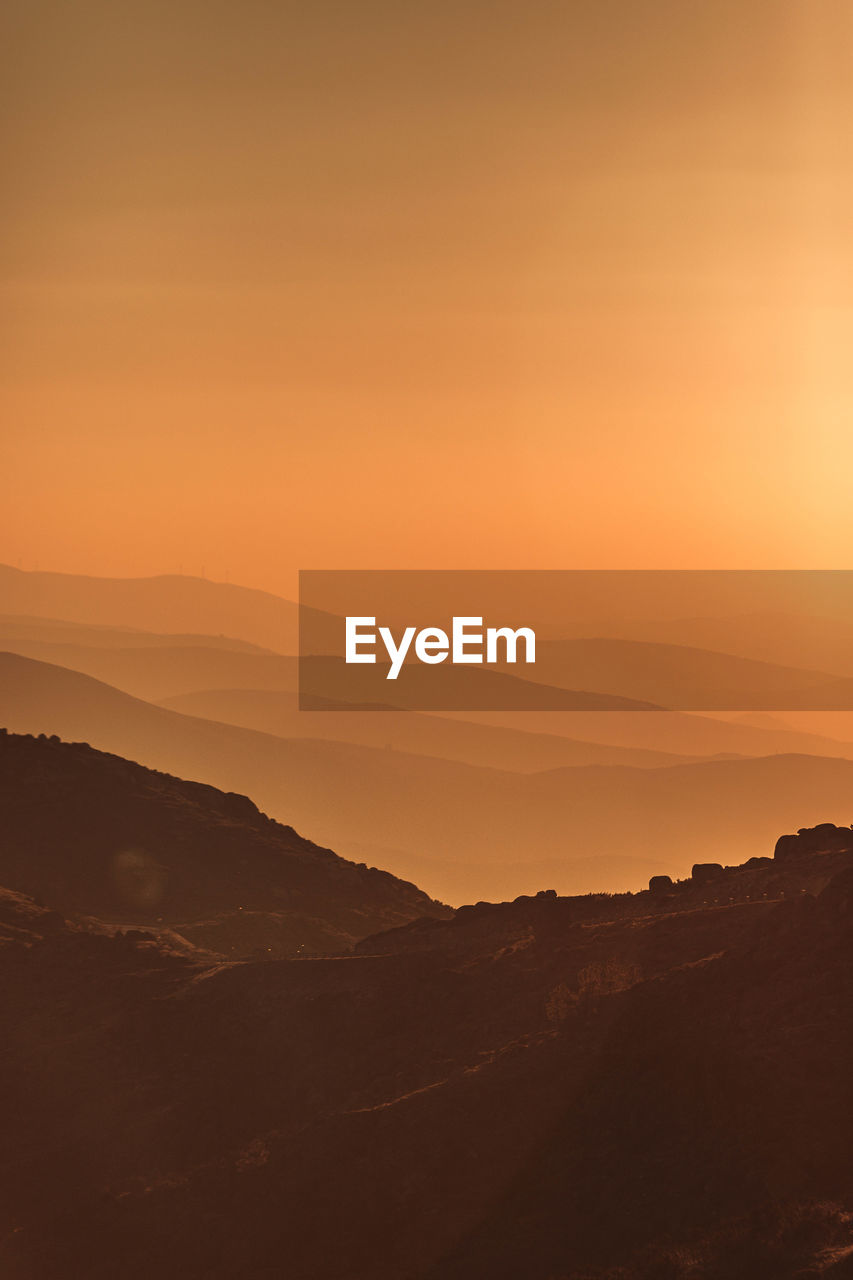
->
xmin=0 ymin=807 xmax=851 ymax=1278
xmin=0 ymin=730 xmax=447 ymax=957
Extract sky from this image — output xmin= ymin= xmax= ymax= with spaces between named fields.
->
xmin=2 ymin=0 xmax=852 ymax=595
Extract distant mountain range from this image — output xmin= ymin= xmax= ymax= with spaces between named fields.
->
xmin=6 ymin=564 xmax=853 ymax=902
xmin=9 ymin=605 xmax=853 ymax=750
xmin=6 ymin=651 xmax=853 ymax=903
xmin=161 ymin=687 xmax=730 ymax=771
xmin=599 ymin=608 xmax=853 ymax=678
xmin=7 ymin=564 xmax=853 ymax=708
xmin=0 ymin=562 xmax=301 ymax=650
xmin=525 ymin=634 xmax=853 ymax=709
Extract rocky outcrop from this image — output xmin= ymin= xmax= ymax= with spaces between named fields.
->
xmin=774 ymin=822 xmax=853 ymax=860
xmin=691 ymin=862 xmax=724 ymax=885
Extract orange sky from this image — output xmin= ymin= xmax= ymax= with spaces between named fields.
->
xmin=2 ymin=0 xmax=852 ymax=596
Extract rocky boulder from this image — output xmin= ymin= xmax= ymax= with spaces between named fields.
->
xmin=692 ymin=862 xmax=724 ymax=885
xmin=775 ymin=823 xmax=853 ymax=860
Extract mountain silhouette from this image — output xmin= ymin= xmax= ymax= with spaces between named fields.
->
xmin=11 ymin=608 xmax=853 ymax=758
xmin=162 ymin=687 xmax=725 ymax=771
xmin=10 ymin=566 xmax=853 ymax=709
xmin=9 ymin=651 xmax=853 ymax=903
xmin=0 ymin=609 xmax=655 ymax=710
xmin=601 ymin=607 xmax=853 ymax=678
xmin=0 ymin=563 xmax=302 ymax=650
xmin=0 ymin=611 xmax=272 ymax=653
xmin=522 ymin=635 xmax=850 ymax=709
xmin=0 ymin=729 xmax=446 ymax=957
xmin=1 ymin=801 xmax=851 ymax=1279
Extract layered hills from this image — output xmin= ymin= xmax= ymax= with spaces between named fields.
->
xmin=1 ymin=780 xmax=851 ymax=1279
xmin=7 ymin=652 xmax=853 ymax=903
xmin=0 ymin=563 xmax=300 ymax=651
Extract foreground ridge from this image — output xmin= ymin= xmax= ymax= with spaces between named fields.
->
xmin=0 ymin=729 xmax=851 ymax=1279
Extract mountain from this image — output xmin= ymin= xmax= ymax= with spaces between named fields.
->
xmin=1 ymin=833 xmax=851 ymax=1278
xmin=0 ymin=730 xmax=446 ymax=957
xmin=418 ymin=847 xmax=853 ymax=1279
xmin=0 ymin=563 xmax=300 ymax=651
xmin=6 ymin=652 xmax=853 ymax=903
xmin=297 ymin=653 xmax=658 ymax=710
xmin=442 ymin=704 xmax=853 ymax=759
xmin=1 ymin=613 xmax=727 ymax=766
xmin=1 ymin=637 xmax=298 ymax=701
xmin=162 ymin=688 xmax=718 ymax=772
xmin=0 ymin=611 xmax=272 ymax=652
xmin=522 ymin=635 xmax=847 ymax=709
xmin=7 ymin=565 xmax=853 ymax=709
xmin=597 ymin=608 xmax=853 ymax=678
xmin=0 ymin=613 xmax=652 ymax=710
xmin=166 ymin=687 xmax=853 ymax=769
xmin=11 ymin=611 xmax=853 ymax=762
xmin=0 ymin=652 xmax=669 ymax=900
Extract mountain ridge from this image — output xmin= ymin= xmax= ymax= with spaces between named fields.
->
xmin=8 ymin=650 xmax=853 ymax=903
xmin=1 ymin=814 xmax=850 ymax=1279
xmin=0 ymin=728 xmax=447 ymax=957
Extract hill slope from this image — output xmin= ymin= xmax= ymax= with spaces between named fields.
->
xmin=7 ymin=652 xmax=853 ymax=903
xmin=162 ymin=687 xmax=719 ymax=772
xmin=0 ymin=838 xmax=851 ymax=1278
xmin=0 ymin=730 xmax=446 ymax=957
xmin=526 ymin=634 xmax=844 ymax=708
xmin=11 ymin=609 xmax=853 ymax=758
xmin=0 ymin=563 xmax=300 ymax=650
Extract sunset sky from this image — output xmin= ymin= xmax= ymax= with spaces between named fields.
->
xmin=2 ymin=0 xmax=852 ymax=595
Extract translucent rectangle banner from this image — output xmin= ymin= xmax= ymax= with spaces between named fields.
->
xmin=298 ymin=570 xmax=853 ymax=711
